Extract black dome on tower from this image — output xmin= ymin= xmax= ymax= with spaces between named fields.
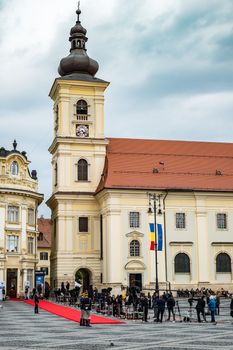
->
xmin=58 ymin=5 xmax=99 ymax=79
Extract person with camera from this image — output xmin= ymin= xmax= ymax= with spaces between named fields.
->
xmin=193 ymin=296 xmax=206 ymax=323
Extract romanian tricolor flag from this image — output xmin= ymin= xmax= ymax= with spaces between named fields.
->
xmin=149 ymin=223 xmax=163 ymax=251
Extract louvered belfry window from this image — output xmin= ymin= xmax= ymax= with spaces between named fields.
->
xmin=76 ymin=100 xmax=88 ymax=115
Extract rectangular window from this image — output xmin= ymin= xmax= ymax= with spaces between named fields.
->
xmin=27 ymin=269 xmax=33 ymax=289
xmin=27 ymin=237 xmax=34 ymax=254
xmin=217 ymin=213 xmax=227 ymax=229
xmin=129 ymin=212 xmax=140 ymax=228
xmin=28 ymin=209 xmax=34 ymax=225
xmin=176 ymin=213 xmax=186 ymax=229
xmin=79 ymin=217 xmax=88 ymax=232
xmin=40 ymin=252 xmax=48 ymax=260
xmin=7 ymin=235 xmax=19 ymax=253
xmin=8 ymin=206 xmax=19 ymax=223
xmin=40 ymin=267 xmax=49 ymax=275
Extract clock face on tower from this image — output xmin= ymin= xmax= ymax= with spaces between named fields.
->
xmin=76 ymin=124 xmax=89 ymax=137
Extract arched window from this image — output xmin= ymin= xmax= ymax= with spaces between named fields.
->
xmin=130 ymin=240 xmax=140 ymax=257
xmin=11 ymin=161 xmax=18 ymax=175
xmin=76 ymin=100 xmax=88 ymax=115
xmin=216 ymin=253 xmax=231 ymax=273
xmin=78 ymin=159 xmax=88 ymax=181
xmin=175 ymin=253 xmax=190 ymax=273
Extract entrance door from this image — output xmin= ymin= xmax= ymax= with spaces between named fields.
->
xmin=75 ymin=268 xmax=91 ymax=292
xmin=7 ymin=269 xmax=18 ymax=298
xmin=129 ymin=273 xmax=142 ymax=290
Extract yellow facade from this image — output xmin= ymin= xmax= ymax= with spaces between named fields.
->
xmin=0 ymin=144 xmax=43 ymax=297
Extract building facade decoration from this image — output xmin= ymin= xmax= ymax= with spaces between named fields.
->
xmin=0 ymin=141 xmax=43 ymax=297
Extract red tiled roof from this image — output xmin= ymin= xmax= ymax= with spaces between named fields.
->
xmin=37 ymin=218 xmax=52 ymax=248
xmin=96 ymin=138 xmax=233 ymax=193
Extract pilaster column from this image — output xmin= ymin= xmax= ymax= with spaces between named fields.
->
xmin=0 ymin=203 xmax=5 ymax=250
xmin=105 ymin=209 xmax=121 ymax=284
xmin=21 ymin=205 xmax=27 ymax=251
xmin=195 ymin=196 xmax=209 ymax=283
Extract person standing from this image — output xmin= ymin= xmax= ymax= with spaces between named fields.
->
xmin=166 ymin=293 xmax=176 ymax=322
xmin=34 ymin=293 xmax=39 ymax=314
xmin=80 ymin=292 xmax=92 ymax=327
xmin=208 ymin=295 xmax=217 ymax=324
xmin=140 ymin=294 xmax=149 ymax=322
xmin=194 ymin=296 xmax=206 ymax=323
xmin=156 ymin=295 xmax=165 ymax=323
xmin=230 ymin=296 xmax=233 ymax=322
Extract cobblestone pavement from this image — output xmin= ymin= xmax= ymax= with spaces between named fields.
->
xmin=0 ymin=299 xmax=233 ymax=350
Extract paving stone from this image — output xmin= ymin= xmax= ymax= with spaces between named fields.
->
xmin=0 ymin=299 xmax=233 ymax=349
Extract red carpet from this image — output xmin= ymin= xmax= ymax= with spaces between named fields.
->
xmin=23 ymin=300 xmax=125 ymax=324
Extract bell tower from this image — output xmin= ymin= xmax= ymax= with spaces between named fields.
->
xmin=47 ymin=5 xmax=109 ymax=288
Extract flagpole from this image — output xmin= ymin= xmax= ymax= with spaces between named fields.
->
xmin=148 ymin=193 xmax=162 ymax=295
xmin=153 ymin=195 xmax=159 ymax=294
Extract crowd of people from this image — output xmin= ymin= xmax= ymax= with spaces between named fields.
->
xmin=29 ymin=281 xmax=233 ymax=326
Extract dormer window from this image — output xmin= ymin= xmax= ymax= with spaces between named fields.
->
xmin=11 ymin=161 xmax=18 ymax=175
xmin=76 ymin=100 xmax=88 ymax=115
xmin=38 ymin=232 xmax=43 ymax=241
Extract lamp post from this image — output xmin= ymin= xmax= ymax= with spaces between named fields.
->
xmin=148 ymin=193 xmax=162 ymax=294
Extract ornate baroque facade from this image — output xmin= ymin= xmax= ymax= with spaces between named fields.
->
xmin=47 ymin=7 xmax=233 ymax=293
xmin=0 ymin=141 xmax=43 ymax=297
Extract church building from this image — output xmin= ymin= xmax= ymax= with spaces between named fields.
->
xmin=47 ymin=6 xmax=233 ymax=293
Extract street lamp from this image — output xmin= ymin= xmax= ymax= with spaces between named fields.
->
xmin=148 ymin=193 xmax=162 ymax=294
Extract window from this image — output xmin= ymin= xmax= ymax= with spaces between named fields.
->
xmin=76 ymin=100 xmax=88 ymax=115
xmin=40 ymin=252 xmax=48 ymax=260
xmin=79 ymin=217 xmax=88 ymax=232
xmin=78 ymin=159 xmax=88 ymax=181
xmin=28 ymin=237 xmax=34 ymax=254
xmin=27 ymin=269 xmax=33 ymax=288
xmin=28 ymin=209 xmax=34 ymax=225
xmin=38 ymin=232 xmax=43 ymax=241
xmin=7 ymin=235 xmax=19 ymax=253
xmin=176 ymin=213 xmax=186 ymax=229
xmin=11 ymin=161 xmax=18 ymax=175
xmin=129 ymin=212 xmax=140 ymax=228
xmin=41 ymin=267 xmax=49 ymax=275
xmin=174 ymin=253 xmax=190 ymax=273
xmin=130 ymin=240 xmax=140 ymax=257
xmin=217 ymin=213 xmax=227 ymax=229
xmin=216 ymin=253 xmax=231 ymax=273
xmin=8 ymin=206 xmax=19 ymax=223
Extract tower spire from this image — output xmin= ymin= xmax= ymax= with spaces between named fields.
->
xmin=58 ymin=5 xmax=99 ymax=79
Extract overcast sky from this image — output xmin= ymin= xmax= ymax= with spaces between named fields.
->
xmin=0 ymin=0 xmax=233 ymax=217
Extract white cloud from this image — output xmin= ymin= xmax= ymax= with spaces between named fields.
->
xmin=0 ymin=0 xmax=232 ymax=217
